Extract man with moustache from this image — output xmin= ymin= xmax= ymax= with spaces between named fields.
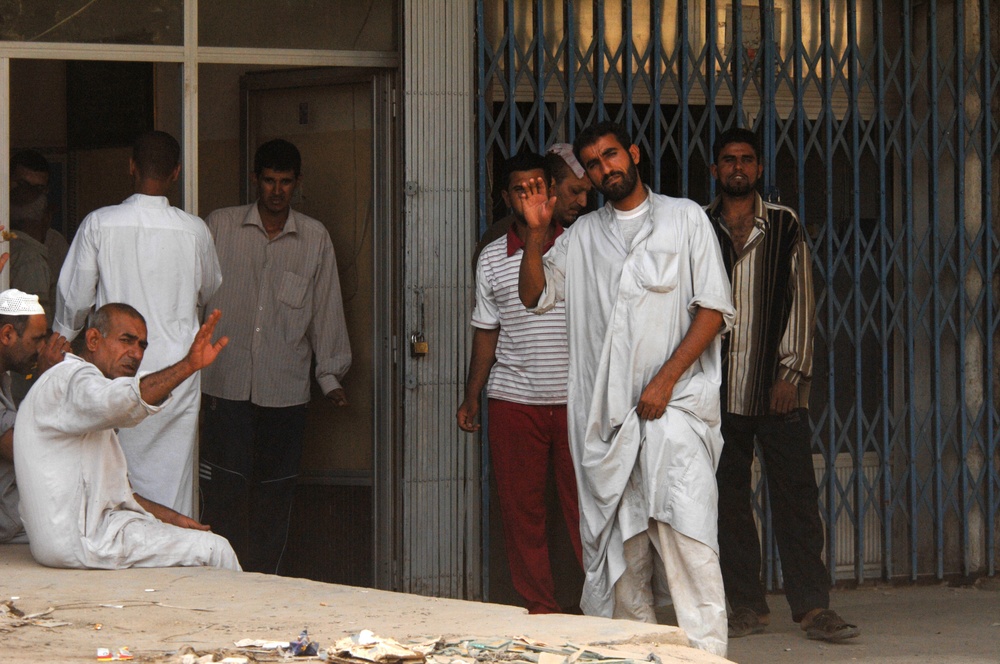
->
xmin=705 ymin=128 xmax=859 ymax=642
xmin=518 ymin=121 xmax=734 ymax=656
xmin=0 ymin=289 xmax=68 ymax=544
xmin=471 ymin=143 xmax=592 ymax=269
xmin=457 ymin=151 xmax=583 ymax=614
xmin=199 ymin=138 xmax=351 ymax=574
xmin=14 ymin=304 xmax=240 ymax=570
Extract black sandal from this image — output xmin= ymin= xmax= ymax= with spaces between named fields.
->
xmin=728 ymin=607 xmax=767 ymax=638
xmin=803 ymin=609 xmax=861 ymax=642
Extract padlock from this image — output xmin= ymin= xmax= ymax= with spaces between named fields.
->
xmin=410 ymin=332 xmax=429 ymax=357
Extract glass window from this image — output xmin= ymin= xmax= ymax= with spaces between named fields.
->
xmin=199 ymin=0 xmax=398 ymax=51
xmin=0 ymin=0 xmax=182 ymax=45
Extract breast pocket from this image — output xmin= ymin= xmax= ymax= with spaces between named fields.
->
xmin=636 ymin=250 xmax=679 ymax=293
xmin=277 ymin=271 xmax=309 ymax=309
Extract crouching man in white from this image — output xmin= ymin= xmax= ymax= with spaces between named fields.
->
xmin=14 ymin=303 xmax=240 ymax=571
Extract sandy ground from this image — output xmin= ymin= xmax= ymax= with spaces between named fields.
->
xmin=2 ymin=544 xmax=999 ymax=663
xmin=724 ymin=579 xmax=1000 ymax=664
xmin=0 ymin=544 xmax=721 ymax=664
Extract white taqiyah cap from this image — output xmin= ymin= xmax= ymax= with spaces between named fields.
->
xmin=547 ymin=143 xmax=586 ymax=179
xmin=0 ymin=289 xmax=45 ymax=316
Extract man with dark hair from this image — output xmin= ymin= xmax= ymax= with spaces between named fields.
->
xmin=705 ymin=127 xmax=860 ymax=642
xmin=54 ymin=130 xmax=223 ymax=518
xmin=15 ymin=305 xmax=240 ymax=570
xmin=518 ymin=121 xmax=734 ymax=656
xmin=0 ymin=289 xmax=68 ymax=545
xmin=199 ymin=138 xmax=351 ymax=574
xmin=132 ymin=131 xmax=183 ymax=180
xmin=253 ymin=138 xmax=302 ymax=176
xmin=457 ymin=151 xmax=583 ymax=614
xmin=472 ymin=144 xmax=592 ymax=268
xmin=9 ymin=184 xmax=54 ymax=317
xmin=10 ymin=149 xmax=69 ymax=291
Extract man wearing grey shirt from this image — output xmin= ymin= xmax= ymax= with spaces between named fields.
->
xmin=199 ymin=139 xmax=351 ymax=574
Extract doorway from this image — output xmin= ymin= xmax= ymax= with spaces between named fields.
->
xmin=240 ymin=67 xmax=398 ymax=586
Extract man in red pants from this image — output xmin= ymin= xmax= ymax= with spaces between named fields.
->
xmin=457 ymin=151 xmax=583 ymax=614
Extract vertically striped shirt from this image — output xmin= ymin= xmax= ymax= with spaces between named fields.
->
xmin=472 ymin=226 xmax=569 ymax=404
xmin=201 ymin=203 xmax=352 ymax=408
xmin=705 ymin=193 xmax=815 ymax=416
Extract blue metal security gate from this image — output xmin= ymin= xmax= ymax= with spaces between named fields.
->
xmin=475 ymin=0 xmax=1000 ymax=584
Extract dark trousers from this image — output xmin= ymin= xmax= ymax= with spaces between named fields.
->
xmin=199 ymin=396 xmax=307 ymax=574
xmin=488 ymin=399 xmax=583 ymax=614
xmin=716 ymin=409 xmax=830 ymax=622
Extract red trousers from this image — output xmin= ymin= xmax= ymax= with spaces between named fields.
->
xmin=488 ymin=399 xmax=583 ymax=613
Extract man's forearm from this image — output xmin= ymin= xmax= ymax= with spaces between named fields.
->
xmin=0 ymin=429 xmax=13 ymax=463
xmin=137 ymin=310 xmax=227 ymax=405
xmin=463 ymin=328 xmax=500 ymax=402
xmin=636 ymin=307 xmax=726 ymax=420
xmin=658 ymin=307 xmax=725 ymax=386
xmin=138 ymin=358 xmax=197 ymax=406
xmin=518 ymin=232 xmax=548 ymax=308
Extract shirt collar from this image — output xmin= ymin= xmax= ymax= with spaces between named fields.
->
xmin=244 ymin=202 xmax=299 ymax=237
xmin=126 ymin=193 xmax=170 ymax=208
xmin=706 ymin=191 xmax=770 ymax=233
xmin=506 ymin=221 xmax=564 ymax=256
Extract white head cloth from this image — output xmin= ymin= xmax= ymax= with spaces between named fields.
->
xmin=547 ymin=143 xmax=586 ymax=179
xmin=0 ymin=289 xmax=45 ymax=316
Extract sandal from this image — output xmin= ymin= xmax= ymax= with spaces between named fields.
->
xmin=803 ymin=609 xmax=861 ymax=642
xmin=728 ymin=606 xmax=768 ymax=638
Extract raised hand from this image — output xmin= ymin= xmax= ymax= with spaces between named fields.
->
xmin=513 ymin=176 xmax=557 ymax=232
xmin=36 ymin=332 xmax=71 ymax=376
xmin=186 ymin=309 xmax=229 ymax=371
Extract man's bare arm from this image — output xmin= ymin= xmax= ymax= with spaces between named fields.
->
xmin=0 ymin=429 xmax=12 ymax=463
xmin=636 ymin=307 xmax=725 ymax=420
xmin=517 ymin=177 xmax=556 ymax=308
xmin=457 ymin=327 xmax=500 ymax=432
xmin=138 ymin=310 xmax=228 ymax=405
xmin=134 ymin=493 xmax=210 ymax=531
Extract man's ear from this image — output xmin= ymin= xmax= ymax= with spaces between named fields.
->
xmin=85 ymin=328 xmax=102 ymax=352
xmin=501 ymin=188 xmax=512 ymax=209
xmin=628 ymin=144 xmax=641 ymax=165
xmin=169 ymin=163 xmax=181 ymax=183
xmin=0 ymin=323 xmax=17 ymax=346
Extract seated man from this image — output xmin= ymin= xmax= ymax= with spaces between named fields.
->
xmin=14 ymin=303 xmax=240 ymax=571
xmin=0 ymin=289 xmax=68 ymax=544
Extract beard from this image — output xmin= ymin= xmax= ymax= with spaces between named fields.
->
xmin=718 ymin=176 xmax=757 ymax=198
xmin=598 ymin=160 xmax=640 ymax=202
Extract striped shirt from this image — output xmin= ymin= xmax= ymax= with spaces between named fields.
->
xmin=201 ymin=203 xmax=352 ymax=408
xmin=706 ymin=193 xmax=815 ymax=416
xmin=472 ymin=226 xmax=569 ymax=404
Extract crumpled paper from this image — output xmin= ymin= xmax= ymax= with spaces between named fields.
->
xmin=330 ymin=630 xmax=439 ymax=662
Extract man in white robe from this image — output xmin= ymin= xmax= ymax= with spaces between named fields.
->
xmin=518 ymin=122 xmax=734 ymax=656
xmin=55 ymin=131 xmax=222 ymax=517
xmin=0 ymin=289 xmax=69 ymax=544
xmin=15 ymin=304 xmax=239 ymax=571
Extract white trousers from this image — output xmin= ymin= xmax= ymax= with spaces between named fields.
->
xmin=613 ymin=521 xmax=727 ymax=657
